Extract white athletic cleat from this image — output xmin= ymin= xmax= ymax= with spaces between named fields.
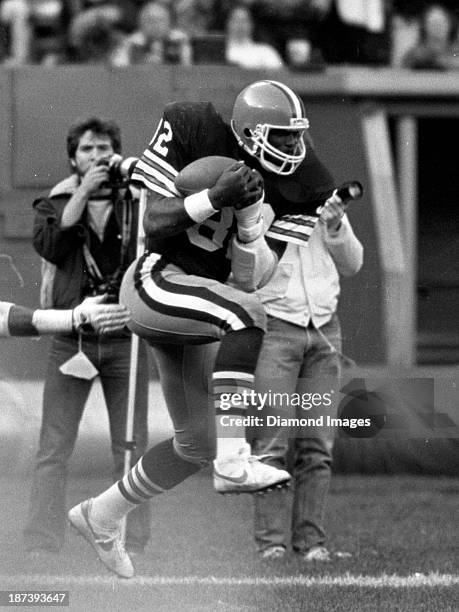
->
xmin=68 ymin=498 xmax=134 ymax=579
xmin=213 ymin=443 xmax=291 ymax=494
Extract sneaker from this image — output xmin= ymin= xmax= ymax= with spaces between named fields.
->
xmin=260 ymin=545 xmax=286 ymax=560
xmin=300 ymin=546 xmax=331 ymax=563
xmin=68 ymin=499 xmax=134 ymax=579
xmin=214 ymin=444 xmax=291 ymax=494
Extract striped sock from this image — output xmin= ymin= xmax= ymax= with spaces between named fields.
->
xmin=90 ymin=457 xmax=161 ymax=529
xmin=212 ymin=328 xmax=263 ymax=460
xmin=213 ymin=369 xmax=255 ymax=459
xmin=90 ymin=438 xmax=199 ymax=528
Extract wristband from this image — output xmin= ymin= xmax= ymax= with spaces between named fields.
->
xmin=183 ymin=189 xmax=217 ymax=223
xmin=32 ymin=309 xmax=73 ymax=334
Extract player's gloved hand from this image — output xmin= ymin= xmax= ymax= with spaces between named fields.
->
xmin=319 ymin=191 xmax=347 ymax=232
xmin=208 ymin=162 xmax=263 ymax=210
xmin=72 ymin=295 xmax=131 ymax=334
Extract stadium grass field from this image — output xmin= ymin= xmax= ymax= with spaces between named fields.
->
xmin=0 ymin=471 xmax=457 ymax=611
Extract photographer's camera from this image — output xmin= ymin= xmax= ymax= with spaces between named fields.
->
xmin=96 ymin=156 xmax=138 ymax=188
xmin=85 ymin=276 xmax=120 ymax=304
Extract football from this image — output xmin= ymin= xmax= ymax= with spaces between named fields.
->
xmin=174 ymin=156 xmax=237 ymax=195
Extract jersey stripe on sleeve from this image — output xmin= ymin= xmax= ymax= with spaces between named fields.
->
xmin=265 ymin=214 xmax=320 ymax=247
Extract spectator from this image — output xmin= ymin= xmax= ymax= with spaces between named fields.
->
xmin=225 ymin=5 xmax=284 ymax=70
xmin=249 ymin=0 xmax=332 ymax=62
xmin=175 ymin=0 xmax=221 ymax=37
xmin=317 ymin=0 xmax=390 ymax=65
xmin=68 ymin=7 xmax=127 ymax=64
xmin=401 ymin=3 xmax=459 ymax=70
xmin=0 ymin=0 xmax=76 ymax=64
xmin=23 ymin=117 xmax=151 ymax=559
xmin=285 ymin=37 xmax=325 ymax=72
xmin=123 ymin=1 xmax=191 ymax=65
xmin=390 ymin=0 xmax=423 ymax=67
xmin=71 ymin=1 xmax=144 ymax=34
xmin=0 ymin=0 xmax=33 ymax=63
xmin=28 ymin=0 xmax=69 ymax=64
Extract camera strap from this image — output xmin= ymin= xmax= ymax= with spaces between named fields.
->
xmin=118 ymin=188 xmax=133 ymax=270
xmin=82 ymin=190 xmax=133 ymax=283
xmin=82 ymin=243 xmax=104 ymax=282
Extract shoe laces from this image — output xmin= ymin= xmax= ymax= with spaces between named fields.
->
xmin=249 ymin=453 xmax=275 ymax=463
xmin=91 ymin=524 xmax=121 ymax=549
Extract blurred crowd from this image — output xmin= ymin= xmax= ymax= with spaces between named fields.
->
xmin=0 ymin=0 xmax=458 ymax=71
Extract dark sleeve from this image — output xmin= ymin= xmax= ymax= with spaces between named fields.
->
xmin=269 ymin=146 xmax=335 ymax=218
xmin=130 ymin=102 xmax=206 ymax=194
xmin=32 ymin=196 xmax=86 ymax=264
xmin=300 ymin=147 xmax=336 ymax=209
xmin=7 ymin=305 xmax=39 ymax=336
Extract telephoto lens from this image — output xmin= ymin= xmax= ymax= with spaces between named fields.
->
xmin=335 ymin=181 xmax=363 ymax=202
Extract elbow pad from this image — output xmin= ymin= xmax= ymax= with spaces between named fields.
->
xmin=231 ymin=235 xmax=277 ymax=293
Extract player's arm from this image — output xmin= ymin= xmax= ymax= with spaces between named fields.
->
xmin=143 ymin=162 xmax=261 ymax=239
xmin=231 ymin=201 xmax=286 ymax=292
xmin=0 ymin=296 xmax=130 ymax=337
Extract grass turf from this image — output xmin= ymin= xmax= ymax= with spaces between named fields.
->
xmin=0 ymin=472 xmax=457 ymax=611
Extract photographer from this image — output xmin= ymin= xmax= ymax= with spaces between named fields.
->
xmin=23 ymin=117 xmax=150 ymax=559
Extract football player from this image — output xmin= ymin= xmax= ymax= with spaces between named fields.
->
xmin=0 ymin=295 xmax=130 ymax=337
xmin=68 ymin=80 xmax=336 ymax=578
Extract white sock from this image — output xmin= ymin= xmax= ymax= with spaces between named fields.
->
xmin=90 ymin=483 xmax=137 ymax=531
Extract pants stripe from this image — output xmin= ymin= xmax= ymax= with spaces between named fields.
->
xmin=133 ymin=256 xmax=257 ymax=333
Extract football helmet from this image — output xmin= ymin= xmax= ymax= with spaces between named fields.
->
xmin=231 ymin=80 xmax=309 ymax=176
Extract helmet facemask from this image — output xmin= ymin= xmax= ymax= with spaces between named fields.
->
xmin=232 ymin=117 xmax=309 ymax=176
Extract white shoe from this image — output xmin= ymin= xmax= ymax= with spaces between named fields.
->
xmin=301 ymin=546 xmax=331 ymax=563
xmin=68 ymin=499 xmax=134 ymax=579
xmin=260 ymin=545 xmax=287 ymax=560
xmin=213 ymin=444 xmax=291 ymax=494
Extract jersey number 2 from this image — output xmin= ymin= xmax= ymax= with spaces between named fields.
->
xmin=152 ymin=120 xmax=173 ymax=157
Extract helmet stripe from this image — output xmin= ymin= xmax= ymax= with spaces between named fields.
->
xmin=267 ymin=80 xmax=303 ymax=119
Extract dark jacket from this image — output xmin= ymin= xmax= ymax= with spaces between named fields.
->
xmin=33 ymin=174 xmax=139 ymax=310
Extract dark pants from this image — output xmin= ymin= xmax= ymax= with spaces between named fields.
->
xmin=23 ymin=333 xmax=150 ymax=552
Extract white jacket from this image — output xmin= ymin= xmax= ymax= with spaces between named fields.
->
xmin=256 ymin=215 xmax=363 ymax=328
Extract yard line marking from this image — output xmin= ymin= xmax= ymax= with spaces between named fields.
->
xmin=0 ymin=573 xmax=457 ymax=588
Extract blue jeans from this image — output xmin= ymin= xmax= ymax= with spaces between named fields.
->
xmin=252 ymin=315 xmax=342 ymax=553
xmin=23 ymin=333 xmax=150 ymax=552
